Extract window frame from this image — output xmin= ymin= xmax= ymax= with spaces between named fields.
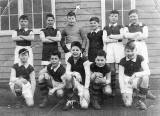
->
xmin=100 ymin=0 xmax=136 ymax=29
xmin=0 ymin=0 xmax=56 ymax=36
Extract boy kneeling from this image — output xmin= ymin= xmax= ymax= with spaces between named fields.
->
xmin=38 ymin=51 xmax=66 ymax=108
xmin=89 ymin=50 xmax=112 ymax=110
xmin=9 ymin=48 xmax=36 ymax=108
xmin=62 ymin=41 xmax=90 ymax=110
xmin=119 ymin=41 xmax=155 ymax=110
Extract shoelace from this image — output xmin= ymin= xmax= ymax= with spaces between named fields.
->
xmin=66 ymin=100 xmax=76 ymax=108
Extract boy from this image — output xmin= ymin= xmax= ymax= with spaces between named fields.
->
xmin=103 ymin=10 xmax=124 ymax=96
xmin=63 ymin=41 xmax=90 ymax=110
xmin=40 ymin=13 xmax=61 ymax=66
xmin=12 ymin=15 xmax=34 ymax=66
xmin=119 ymin=41 xmax=155 ymax=110
xmin=124 ymin=9 xmax=149 ymax=63
xmin=38 ymin=51 xmax=66 ymax=108
xmin=9 ymin=48 xmax=36 ymax=107
xmin=89 ymin=50 xmax=112 ymax=109
xmin=60 ymin=11 xmax=88 ymax=63
xmin=87 ymin=17 xmax=103 ymax=62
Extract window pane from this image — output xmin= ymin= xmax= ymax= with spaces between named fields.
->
xmin=23 ymin=0 xmax=52 ymax=29
xmin=115 ymin=0 xmax=122 ymax=10
xmin=24 ymin=0 xmax=33 ymax=14
xmin=105 ymin=0 xmax=113 ymax=10
xmin=27 ymin=14 xmax=33 ymax=29
xmin=33 ymin=0 xmax=42 ymax=13
xmin=34 ymin=14 xmax=42 ymax=28
xmin=10 ymin=15 xmax=18 ymax=29
xmin=43 ymin=0 xmax=51 ymax=12
xmin=10 ymin=0 xmax=18 ymax=14
xmin=1 ymin=16 xmax=9 ymax=30
xmin=123 ymin=0 xmax=131 ymax=10
xmin=0 ymin=0 xmax=8 ymax=15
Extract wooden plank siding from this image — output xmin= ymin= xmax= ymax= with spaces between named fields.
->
xmin=0 ymin=0 xmax=160 ymax=89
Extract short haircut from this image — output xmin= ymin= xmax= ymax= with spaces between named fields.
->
xmin=96 ymin=50 xmax=106 ymax=58
xmin=109 ymin=10 xmax=119 ymax=15
xmin=125 ymin=40 xmax=136 ymax=51
xmin=128 ymin=9 xmax=138 ymax=16
xmin=71 ymin=41 xmax=82 ymax=50
xmin=89 ymin=17 xmax=99 ymax=23
xmin=50 ymin=51 xmax=61 ymax=59
xmin=19 ymin=15 xmax=28 ymax=21
xmin=67 ymin=11 xmax=76 ymax=17
xmin=46 ymin=13 xmax=54 ymax=19
xmin=18 ymin=48 xmax=29 ymax=55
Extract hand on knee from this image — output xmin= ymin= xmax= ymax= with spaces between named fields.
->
xmin=56 ymin=90 xmax=64 ymax=98
xmin=103 ymin=85 xmax=112 ymax=95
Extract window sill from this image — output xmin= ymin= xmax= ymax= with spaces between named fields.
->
xmin=0 ymin=29 xmax=41 ymax=36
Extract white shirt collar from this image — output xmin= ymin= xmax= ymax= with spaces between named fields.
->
xmin=91 ymin=28 xmax=100 ymax=33
xmin=109 ymin=23 xmax=117 ymax=27
xmin=18 ymin=62 xmax=29 ymax=68
xmin=19 ymin=26 xmax=29 ymax=31
xmin=51 ymin=62 xmax=61 ymax=72
xmin=126 ymin=56 xmax=137 ymax=62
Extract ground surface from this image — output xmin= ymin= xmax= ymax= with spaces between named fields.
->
xmin=0 ymin=87 xmax=160 ymax=116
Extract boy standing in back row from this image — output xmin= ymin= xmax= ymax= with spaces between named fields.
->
xmin=12 ymin=15 xmax=34 ymax=66
xmin=60 ymin=11 xmax=88 ymax=63
xmin=103 ymin=10 xmax=124 ymax=96
xmin=40 ymin=13 xmax=61 ymax=66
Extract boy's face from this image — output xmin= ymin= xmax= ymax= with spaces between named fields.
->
xmin=46 ymin=17 xmax=54 ymax=27
xmin=71 ymin=46 xmax=81 ymax=58
xmin=125 ymin=48 xmax=137 ymax=60
xmin=109 ymin=13 xmax=119 ymax=24
xmin=19 ymin=52 xmax=29 ymax=63
xmin=129 ymin=13 xmax=138 ymax=24
xmin=90 ymin=21 xmax=99 ymax=31
xmin=50 ymin=55 xmax=60 ymax=67
xmin=67 ymin=16 xmax=76 ymax=26
xmin=19 ymin=19 xmax=29 ymax=28
xmin=95 ymin=56 xmax=106 ymax=67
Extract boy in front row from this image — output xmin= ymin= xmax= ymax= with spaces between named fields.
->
xmin=62 ymin=41 xmax=90 ymax=110
xmin=9 ymin=48 xmax=36 ymax=108
xmin=119 ymin=41 xmax=155 ymax=110
xmin=89 ymin=50 xmax=112 ymax=110
xmin=38 ymin=51 xmax=66 ymax=108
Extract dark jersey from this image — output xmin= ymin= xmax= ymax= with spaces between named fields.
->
xmin=47 ymin=64 xmax=66 ymax=82
xmin=68 ymin=56 xmax=88 ymax=85
xmin=119 ymin=55 xmax=144 ymax=77
xmin=87 ymin=30 xmax=103 ymax=62
xmin=15 ymin=29 xmax=32 ymax=46
xmin=41 ymin=27 xmax=59 ymax=61
xmin=13 ymin=63 xmax=34 ymax=82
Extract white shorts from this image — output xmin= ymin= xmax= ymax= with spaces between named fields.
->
xmin=14 ymin=46 xmax=33 ymax=66
xmin=122 ymin=75 xmax=139 ymax=94
xmin=135 ymin=41 xmax=149 ymax=63
xmin=104 ymin=42 xmax=125 ymax=63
